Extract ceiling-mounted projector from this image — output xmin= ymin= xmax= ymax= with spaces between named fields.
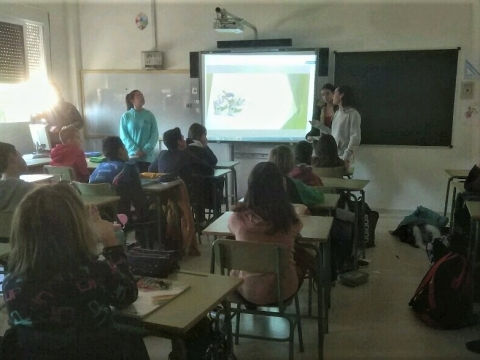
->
xmin=214 ymin=21 xmax=244 ymax=33
xmin=214 ymin=7 xmax=257 ymax=39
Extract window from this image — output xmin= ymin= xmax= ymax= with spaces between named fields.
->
xmin=0 ymin=19 xmax=50 ymax=123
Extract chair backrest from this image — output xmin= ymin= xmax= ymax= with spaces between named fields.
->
xmin=312 ymin=165 xmax=345 ymax=179
xmin=0 ymin=211 xmax=14 ymax=239
xmin=43 ymin=165 xmax=76 ymax=182
xmin=212 ymin=238 xmax=289 ymax=308
xmin=71 ymin=181 xmax=116 ymax=196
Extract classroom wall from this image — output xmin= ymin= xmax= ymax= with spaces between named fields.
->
xmin=76 ymin=0 xmax=478 ymax=212
xmin=2 ymin=0 xmax=479 ymax=213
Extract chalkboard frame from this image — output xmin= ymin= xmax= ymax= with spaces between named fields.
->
xmin=81 ymin=69 xmax=198 ymax=138
xmin=334 ymin=49 xmax=459 ymax=147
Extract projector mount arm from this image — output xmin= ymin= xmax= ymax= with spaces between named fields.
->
xmin=215 ymin=7 xmax=258 ymax=40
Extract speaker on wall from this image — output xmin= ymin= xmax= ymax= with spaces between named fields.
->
xmin=189 ymin=51 xmax=200 ymax=79
xmin=318 ymin=48 xmax=329 ymax=76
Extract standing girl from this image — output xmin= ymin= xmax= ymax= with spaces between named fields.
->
xmin=330 ymin=86 xmax=361 ymax=168
xmin=305 ymin=83 xmax=337 ymax=141
xmin=120 ymin=90 xmax=159 ymax=173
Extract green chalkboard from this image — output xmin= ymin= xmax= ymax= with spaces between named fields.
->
xmin=334 ymin=49 xmax=459 ymax=146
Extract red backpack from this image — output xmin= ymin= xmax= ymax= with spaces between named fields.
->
xmin=409 ymin=252 xmax=474 ymax=329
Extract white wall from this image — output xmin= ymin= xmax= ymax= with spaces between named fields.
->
xmin=2 ymin=0 xmax=478 ymax=213
xmin=76 ymin=1 xmax=478 ymax=213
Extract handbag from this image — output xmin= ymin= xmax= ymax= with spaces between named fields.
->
xmin=126 ymin=247 xmax=179 ymax=278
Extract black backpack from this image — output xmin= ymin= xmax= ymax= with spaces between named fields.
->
xmin=409 ymin=252 xmax=474 ymax=329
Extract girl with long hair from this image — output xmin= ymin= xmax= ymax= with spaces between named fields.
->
xmin=1 ymin=183 xmax=148 ymax=359
xmin=228 ymin=162 xmax=303 ymax=305
xmin=119 ymin=90 xmax=159 ymax=173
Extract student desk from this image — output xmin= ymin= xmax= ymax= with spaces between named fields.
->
xmin=311 ymin=193 xmax=340 ymax=215
xmin=215 ymin=161 xmax=240 ymax=205
xmin=316 ymin=177 xmax=370 ymax=263
xmin=0 ymin=243 xmax=10 ymax=261
xmin=444 ymin=169 xmax=469 ymax=217
xmin=449 ymin=181 xmax=466 ymax=233
xmin=24 ymin=156 xmax=51 ymax=174
xmin=202 ymin=211 xmax=333 ymax=360
xmin=116 ymin=271 xmax=243 ymax=358
xmin=80 ymin=195 xmax=120 ymax=208
xmin=143 ymin=180 xmax=184 ymax=249
xmin=87 ymin=160 xmax=100 ymax=170
xmin=193 ymin=169 xmax=232 ymax=220
xmin=20 ymin=174 xmax=54 ymax=183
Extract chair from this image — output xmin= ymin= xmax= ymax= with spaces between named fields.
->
xmin=212 ymin=239 xmax=304 ymax=360
xmin=0 ymin=211 xmax=14 ymax=240
xmin=43 ymin=165 xmax=76 ymax=182
xmin=71 ymin=181 xmax=117 ymax=221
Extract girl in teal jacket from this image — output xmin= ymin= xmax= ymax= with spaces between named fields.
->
xmin=120 ymin=90 xmax=159 ymax=172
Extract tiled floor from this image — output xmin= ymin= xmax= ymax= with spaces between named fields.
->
xmin=2 ymin=212 xmax=480 ymax=359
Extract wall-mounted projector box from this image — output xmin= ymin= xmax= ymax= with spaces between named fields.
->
xmin=142 ymin=51 xmax=163 ymax=69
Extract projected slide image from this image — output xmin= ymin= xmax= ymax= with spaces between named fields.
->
xmin=206 ymin=73 xmax=309 ymax=131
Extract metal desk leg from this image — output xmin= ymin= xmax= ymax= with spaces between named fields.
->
xmin=360 ymin=190 xmax=366 ymax=259
xmin=224 ymin=175 xmax=229 ymax=212
xmin=450 ymin=186 xmax=458 ymax=235
xmin=231 ymin=167 xmax=238 ymax=205
xmin=317 ymin=243 xmax=324 ymax=360
xmin=323 ymin=237 xmax=331 ymax=334
xmin=444 ymin=177 xmax=453 ymax=217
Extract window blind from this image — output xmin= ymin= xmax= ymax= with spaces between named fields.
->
xmin=0 ymin=21 xmax=27 ymax=83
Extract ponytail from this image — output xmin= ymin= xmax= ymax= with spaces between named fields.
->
xmin=125 ymin=90 xmax=139 ymax=111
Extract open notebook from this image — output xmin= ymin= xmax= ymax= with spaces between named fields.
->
xmin=119 ymin=277 xmax=190 ymax=318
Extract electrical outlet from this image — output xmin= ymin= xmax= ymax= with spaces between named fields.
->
xmin=460 ymin=81 xmax=474 ymax=99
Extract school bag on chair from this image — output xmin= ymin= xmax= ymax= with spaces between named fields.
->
xmin=408 ymin=252 xmax=475 ymax=329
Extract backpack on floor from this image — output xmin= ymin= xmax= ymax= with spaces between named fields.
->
xmin=408 ymin=252 xmax=474 ymax=329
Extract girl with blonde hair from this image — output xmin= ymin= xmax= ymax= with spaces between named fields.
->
xmin=1 ymin=182 xmax=148 ymax=359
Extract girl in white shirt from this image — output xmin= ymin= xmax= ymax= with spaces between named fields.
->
xmin=331 ymin=86 xmax=361 ymax=168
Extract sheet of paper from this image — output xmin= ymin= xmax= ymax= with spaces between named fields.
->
xmin=119 ymin=279 xmax=190 ymax=318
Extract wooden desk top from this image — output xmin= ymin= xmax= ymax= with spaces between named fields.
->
xmin=143 ymin=179 xmax=184 ymax=193
xmin=20 ymin=174 xmax=54 ymax=183
xmin=311 ymin=193 xmax=340 ymax=211
xmin=466 ymin=201 xmax=480 ymax=220
xmin=24 ymin=157 xmax=51 ymax=168
xmin=445 ymin=169 xmax=470 ymax=178
xmin=319 ymin=177 xmax=369 ymax=191
xmin=139 ymin=271 xmax=243 ymax=334
xmin=81 ymin=195 xmax=120 ymax=207
xmin=87 ymin=160 xmax=100 ymax=170
xmin=216 ymin=161 xmax=241 ymax=169
xmin=202 ymin=211 xmax=333 ymax=242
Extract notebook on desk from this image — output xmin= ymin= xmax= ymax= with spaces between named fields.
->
xmin=119 ymin=278 xmax=190 ymax=318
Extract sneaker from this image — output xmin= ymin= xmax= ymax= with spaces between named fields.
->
xmin=358 ymin=259 xmax=370 ymax=268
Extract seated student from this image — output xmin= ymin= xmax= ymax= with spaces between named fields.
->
xmin=89 ymin=136 xmax=147 ymax=222
xmin=312 ymin=134 xmax=345 ymax=168
xmin=269 ymin=145 xmax=324 ymax=208
xmin=0 ymin=183 xmax=148 ymax=359
xmin=228 ymin=162 xmax=307 ymax=305
xmin=186 ymin=123 xmax=223 ymax=211
xmin=50 ymin=127 xmax=90 ymax=182
xmin=0 ymin=142 xmax=35 ymax=212
xmin=149 ymin=127 xmax=214 ymax=226
xmin=289 ymin=140 xmax=323 ymax=186
xmin=186 ymin=123 xmax=218 ymax=167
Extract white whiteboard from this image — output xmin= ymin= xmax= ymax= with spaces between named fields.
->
xmin=81 ymin=70 xmax=200 ymax=138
